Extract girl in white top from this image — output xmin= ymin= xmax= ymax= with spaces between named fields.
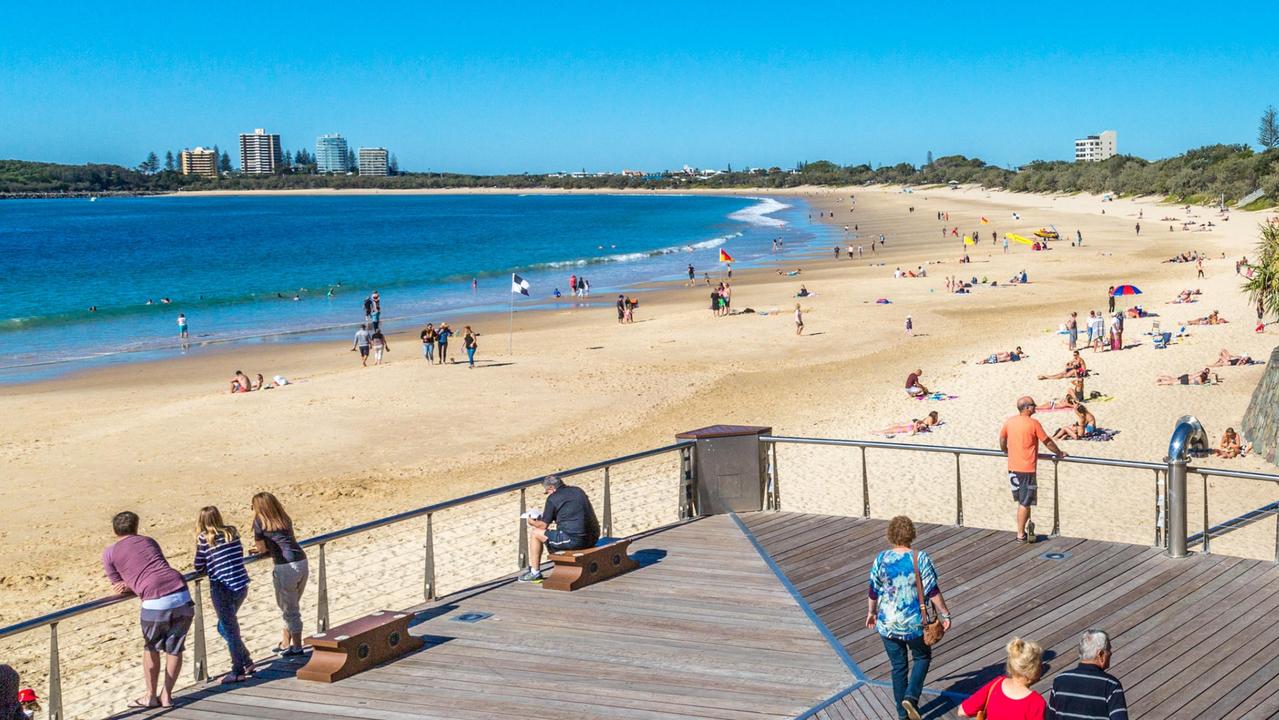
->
xmin=794 ymin=304 xmax=804 ymax=336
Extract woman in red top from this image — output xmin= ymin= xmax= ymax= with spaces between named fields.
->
xmin=958 ymin=637 xmax=1047 ymax=719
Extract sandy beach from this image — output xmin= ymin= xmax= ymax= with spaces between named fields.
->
xmin=3 ymin=185 xmax=1278 ymax=716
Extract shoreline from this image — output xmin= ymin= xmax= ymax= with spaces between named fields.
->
xmin=4 ymin=184 xmax=1279 ymax=629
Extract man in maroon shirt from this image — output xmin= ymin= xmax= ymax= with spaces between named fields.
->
xmin=102 ymin=511 xmax=193 ymax=709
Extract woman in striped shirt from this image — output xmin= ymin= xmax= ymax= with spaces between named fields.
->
xmin=194 ymin=507 xmax=253 ymax=683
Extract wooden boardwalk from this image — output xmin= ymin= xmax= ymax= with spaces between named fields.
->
xmin=124 ymin=515 xmax=854 ymax=720
xmin=115 ymin=511 xmax=1279 ymax=720
xmin=742 ymin=512 xmax=1279 ymax=719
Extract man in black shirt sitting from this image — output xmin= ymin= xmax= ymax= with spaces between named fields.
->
xmin=518 ymin=475 xmax=600 ymax=583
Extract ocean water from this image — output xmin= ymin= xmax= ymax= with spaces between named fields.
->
xmin=0 ymin=193 xmax=828 ymax=382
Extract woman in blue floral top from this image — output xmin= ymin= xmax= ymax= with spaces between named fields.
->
xmin=866 ymin=516 xmax=953 ymax=720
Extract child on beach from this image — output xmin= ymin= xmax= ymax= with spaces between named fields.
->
xmin=794 ymin=304 xmax=804 ymax=335
xmin=193 ymin=506 xmax=253 ymax=684
xmin=251 ymin=492 xmax=308 ymax=657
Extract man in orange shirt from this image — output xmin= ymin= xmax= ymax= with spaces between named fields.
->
xmin=999 ymin=396 xmax=1067 ymax=542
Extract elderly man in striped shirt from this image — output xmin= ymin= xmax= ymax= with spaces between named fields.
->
xmin=1046 ymin=629 xmax=1128 ymax=720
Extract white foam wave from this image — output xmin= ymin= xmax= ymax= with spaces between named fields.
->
xmin=728 ymin=197 xmax=790 ymax=227
xmin=529 ymin=231 xmax=742 ymax=270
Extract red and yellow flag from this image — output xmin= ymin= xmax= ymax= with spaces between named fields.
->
xmin=980 ymin=216 xmax=990 ymax=225
xmin=719 ymin=249 xmax=734 ymax=262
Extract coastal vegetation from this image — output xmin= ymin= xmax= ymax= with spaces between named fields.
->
xmin=3 ymin=146 xmax=1277 ymax=207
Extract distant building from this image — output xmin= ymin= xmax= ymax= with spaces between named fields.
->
xmin=179 ymin=147 xmax=218 ymax=177
xmin=359 ymin=147 xmax=389 ymax=176
xmin=316 ymin=133 xmax=350 ymax=174
xmin=239 ymin=128 xmax=282 ymax=175
xmin=1075 ymin=130 xmax=1117 ymax=162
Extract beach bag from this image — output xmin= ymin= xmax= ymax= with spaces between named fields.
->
xmin=912 ymin=551 xmax=945 ymax=646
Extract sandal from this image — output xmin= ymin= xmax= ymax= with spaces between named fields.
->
xmin=1016 ymin=535 xmax=1028 ymax=543
xmin=128 ymin=697 xmax=160 ymax=709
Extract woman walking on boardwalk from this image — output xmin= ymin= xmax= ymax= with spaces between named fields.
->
xmin=958 ymin=638 xmax=1047 ymax=718
xmin=867 ymin=516 xmax=952 ymax=720
xmin=193 ymin=507 xmax=254 ymax=683
xmin=251 ymin=492 xmax=309 ymax=657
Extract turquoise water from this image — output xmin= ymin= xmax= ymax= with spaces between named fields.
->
xmin=0 ymin=193 xmax=826 ymax=382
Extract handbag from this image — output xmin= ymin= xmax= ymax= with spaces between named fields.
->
xmin=973 ymin=676 xmax=1000 ymax=720
xmin=912 ymin=550 xmax=945 ymax=646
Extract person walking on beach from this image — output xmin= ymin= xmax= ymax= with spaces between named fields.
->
xmin=958 ymin=638 xmax=1047 ymax=718
xmin=177 ymin=313 xmax=188 ymax=340
xmin=834 ymin=246 xmax=841 ymax=260
xmin=102 ymin=511 xmax=193 ymax=709
xmin=1135 ymin=222 xmax=1141 ymax=236
xmin=1196 ymin=258 xmax=1205 ymax=279
xmin=866 ymin=516 xmax=952 ymax=720
xmin=617 ymin=294 xmax=627 ymax=324
xmin=905 ymin=315 xmax=913 ymax=337
xmin=420 ymin=323 xmax=437 ymax=363
xmin=1066 ymin=312 xmax=1079 ymax=351
xmin=1107 ymin=286 xmax=1116 ymax=313
xmin=795 ymin=303 xmax=804 ymax=335
xmin=1046 ymin=630 xmax=1129 ymax=720
xmin=436 ymin=322 xmax=453 ymax=364
xmin=999 ymin=397 xmax=1067 ymax=542
xmin=250 ymin=492 xmax=308 ymax=657
xmin=687 ymin=263 xmax=695 ymax=287
xmin=370 ymin=328 xmax=389 ymax=365
xmin=463 ymin=326 xmax=478 ymax=368
xmin=352 ymin=324 xmax=371 ymax=367
xmin=193 ymin=507 xmax=253 ymax=684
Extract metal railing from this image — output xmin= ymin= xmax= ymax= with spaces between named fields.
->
xmin=762 ymin=422 xmax=1279 ymax=561
xmin=0 ymin=440 xmax=694 ymax=720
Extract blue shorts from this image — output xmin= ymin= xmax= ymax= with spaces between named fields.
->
xmin=545 ymin=529 xmax=590 ymax=551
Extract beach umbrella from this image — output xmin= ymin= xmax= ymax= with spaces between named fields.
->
xmin=1111 ymin=284 xmax=1142 ymax=296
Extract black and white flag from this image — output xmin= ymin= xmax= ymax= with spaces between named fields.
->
xmin=511 ymin=273 xmax=530 ymax=296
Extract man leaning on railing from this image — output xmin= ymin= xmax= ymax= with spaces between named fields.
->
xmin=101 ymin=511 xmax=193 ymax=710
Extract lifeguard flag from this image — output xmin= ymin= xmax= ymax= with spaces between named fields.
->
xmin=963 ymin=235 xmax=974 ymax=246
xmin=719 ymin=249 xmax=734 ymax=262
xmin=511 ymin=273 xmax=530 ymax=296
xmin=980 ymin=216 xmax=990 ymax=225
xmin=1006 ymin=233 xmax=1033 ymax=246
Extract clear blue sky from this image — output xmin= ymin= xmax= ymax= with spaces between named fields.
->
xmin=2 ymin=2 xmax=1275 ymax=174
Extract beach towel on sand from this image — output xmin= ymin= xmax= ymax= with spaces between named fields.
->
xmin=915 ymin=392 xmax=958 ymax=401
xmin=1081 ymin=428 xmax=1120 ymax=441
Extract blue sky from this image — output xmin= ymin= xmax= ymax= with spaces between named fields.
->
xmin=2 ymin=2 xmax=1275 ymax=174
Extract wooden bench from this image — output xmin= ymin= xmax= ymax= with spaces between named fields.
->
xmin=543 ymin=539 xmax=638 ymax=591
xmin=297 ymin=610 xmax=423 ymax=683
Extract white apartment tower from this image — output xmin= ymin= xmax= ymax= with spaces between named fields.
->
xmin=316 ymin=133 xmax=350 ymax=174
xmin=238 ymin=128 xmax=282 ymax=174
xmin=359 ymin=147 xmax=389 ymax=176
xmin=1074 ymin=130 xmax=1117 ymax=162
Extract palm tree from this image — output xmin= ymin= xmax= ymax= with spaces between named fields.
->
xmin=1242 ymin=222 xmax=1279 ymax=320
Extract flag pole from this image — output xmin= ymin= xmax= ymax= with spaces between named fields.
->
xmin=508 ymin=276 xmax=515 ymax=356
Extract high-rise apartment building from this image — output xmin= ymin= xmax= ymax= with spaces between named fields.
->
xmin=238 ymin=128 xmax=282 ymax=175
xmin=1074 ymin=130 xmax=1117 ymax=162
xmin=316 ymin=133 xmax=350 ymax=174
xmin=179 ymin=147 xmax=218 ymax=177
xmin=359 ymin=147 xmax=389 ymax=177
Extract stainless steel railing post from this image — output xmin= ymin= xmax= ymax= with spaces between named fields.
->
xmin=191 ymin=578 xmax=208 ymax=681
xmin=954 ymin=452 xmax=963 ymax=527
xmin=1051 ymin=459 xmax=1060 ymax=536
xmin=1201 ymin=473 xmax=1211 ymax=555
xmin=48 ymin=622 xmax=63 ymax=720
xmin=316 ymin=543 xmax=330 ymax=633
xmin=769 ymin=441 xmax=781 ymax=511
xmin=518 ymin=487 xmax=529 ymax=569
xmin=423 ymin=513 xmax=436 ymax=601
xmin=602 ymin=466 xmax=613 ymax=537
xmin=860 ymin=446 xmax=870 ymax=518
xmin=1153 ymin=470 xmax=1164 ymax=548
xmin=1167 ymin=457 xmax=1189 ymax=558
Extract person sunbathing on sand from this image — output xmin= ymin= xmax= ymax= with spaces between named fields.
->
xmin=1052 ymin=404 xmax=1097 ymax=440
xmin=978 ymin=347 xmax=1025 ymax=364
xmin=1186 ymin=310 xmax=1227 ymax=325
xmin=1038 ymin=351 xmax=1086 ymax=380
xmin=1214 ymin=428 xmax=1243 ymax=458
xmin=1156 ymin=368 xmax=1216 ymax=385
xmin=1209 ymin=349 xmax=1255 ymax=367
xmin=878 ymin=411 xmax=940 ymax=436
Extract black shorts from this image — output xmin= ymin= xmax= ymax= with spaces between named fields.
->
xmin=545 ymin=529 xmax=591 ymax=552
xmin=1009 ymin=471 xmax=1038 ymax=507
xmin=359 ymin=345 xmax=370 ymax=357
xmin=140 ymin=603 xmax=195 ymax=655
